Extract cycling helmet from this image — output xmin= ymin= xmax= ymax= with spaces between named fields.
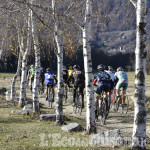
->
xmin=73 ymin=64 xmax=80 ymax=69
xmin=97 ymin=64 xmax=104 ymax=71
xmin=108 ymin=66 xmax=113 ymax=71
xmin=46 ymin=68 xmax=51 ymax=72
xmin=117 ymin=67 xmax=123 ymax=71
xmin=104 ymin=65 xmax=108 ymax=70
xmin=69 ymin=66 xmax=73 ymax=70
xmin=30 ymin=64 xmax=35 ymax=68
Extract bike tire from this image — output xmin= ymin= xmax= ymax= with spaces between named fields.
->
xmin=48 ymin=86 xmax=52 ymax=108
xmin=100 ymin=101 xmax=107 ymax=125
xmin=114 ymin=96 xmax=121 ymax=113
xmin=122 ymin=95 xmax=129 ymax=114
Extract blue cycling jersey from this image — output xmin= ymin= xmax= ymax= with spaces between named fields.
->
xmin=44 ymin=72 xmax=56 ymax=85
xmin=94 ymin=71 xmax=111 ymax=82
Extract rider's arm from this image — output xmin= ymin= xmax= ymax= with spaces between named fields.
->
xmin=93 ymin=78 xmax=97 ymax=85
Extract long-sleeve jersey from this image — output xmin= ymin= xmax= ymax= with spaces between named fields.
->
xmin=93 ymin=71 xmax=111 ymax=84
xmin=44 ymin=72 xmax=57 ymax=85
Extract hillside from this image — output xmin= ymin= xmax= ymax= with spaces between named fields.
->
xmin=92 ymin=0 xmax=150 ymax=53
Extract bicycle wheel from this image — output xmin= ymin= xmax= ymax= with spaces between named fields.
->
xmin=77 ymin=94 xmax=83 ymax=115
xmin=48 ymin=87 xmax=52 ymax=108
xmin=100 ymin=101 xmax=107 ymax=125
xmin=38 ymin=82 xmax=42 ymax=95
xmin=122 ymin=95 xmax=129 ymax=114
xmin=106 ymin=95 xmax=111 ymax=114
xmin=114 ymin=96 xmax=121 ymax=113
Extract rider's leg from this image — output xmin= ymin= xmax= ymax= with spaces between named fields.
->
xmin=73 ymin=85 xmax=77 ymax=105
xmin=79 ymin=86 xmax=84 ymax=108
xmin=52 ymin=88 xmax=55 ymax=102
xmin=95 ymin=95 xmax=99 ymax=119
xmin=46 ymin=86 xmax=48 ymax=101
xmin=95 ymin=83 xmax=101 ymax=119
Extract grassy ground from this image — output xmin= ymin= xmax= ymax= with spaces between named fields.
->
xmin=0 ymin=72 xmax=149 ymax=150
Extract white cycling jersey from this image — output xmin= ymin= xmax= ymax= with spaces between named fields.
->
xmin=105 ymin=70 xmax=115 ymax=82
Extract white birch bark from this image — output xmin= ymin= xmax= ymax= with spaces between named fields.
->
xmin=52 ymin=0 xmax=64 ymax=125
xmin=10 ymin=52 xmax=22 ymax=102
xmin=19 ymin=7 xmax=31 ymax=107
xmin=83 ymin=0 xmax=96 ymax=134
xmin=130 ymin=0 xmax=147 ymax=149
xmin=31 ymin=0 xmax=40 ymax=112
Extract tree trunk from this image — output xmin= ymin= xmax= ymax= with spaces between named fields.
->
xmin=31 ymin=0 xmax=40 ymax=112
xmin=131 ymin=0 xmax=147 ymax=149
xmin=52 ymin=0 xmax=64 ymax=125
xmin=11 ymin=52 xmax=22 ymax=103
xmin=18 ymin=7 xmax=31 ymax=107
xmin=83 ymin=0 xmax=96 ymax=134
xmin=19 ymin=55 xmax=27 ymax=107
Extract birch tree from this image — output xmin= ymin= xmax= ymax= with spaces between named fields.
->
xmin=19 ymin=6 xmax=31 ymax=107
xmin=83 ymin=0 xmax=96 ymax=134
xmin=10 ymin=51 xmax=22 ymax=102
xmin=30 ymin=0 xmax=40 ymax=112
xmin=130 ymin=0 xmax=147 ymax=149
xmin=52 ymin=0 xmax=64 ymax=125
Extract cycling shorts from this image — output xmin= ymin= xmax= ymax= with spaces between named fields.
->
xmin=95 ymin=81 xmax=111 ymax=96
xmin=45 ymin=82 xmax=55 ymax=88
xmin=116 ymin=82 xmax=128 ymax=91
xmin=63 ymin=78 xmax=68 ymax=84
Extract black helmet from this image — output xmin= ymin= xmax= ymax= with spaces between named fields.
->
xmin=108 ymin=66 xmax=113 ymax=71
xmin=104 ymin=65 xmax=108 ymax=70
xmin=117 ymin=67 xmax=123 ymax=71
xmin=73 ymin=64 xmax=80 ymax=69
xmin=46 ymin=68 xmax=51 ymax=72
xmin=97 ymin=64 xmax=104 ymax=71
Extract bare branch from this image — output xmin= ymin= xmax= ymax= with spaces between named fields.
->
xmin=130 ymin=0 xmax=137 ymax=8
xmin=63 ymin=2 xmax=75 ymax=15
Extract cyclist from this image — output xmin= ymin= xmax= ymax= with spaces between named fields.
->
xmin=62 ymin=66 xmax=68 ymax=99
xmin=114 ymin=67 xmax=128 ymax=99
xmin=27 ymin=65 xmax=35 ymax=90
xmin=68 ymin=66 xmax=74 ymax=89
xmin=69 ymin=64 xmax=85 ymax=108
xmin=104 ymin=66 xmax=115 ymax=110
xmin=93 ymin=64 xmax=112 ymax=119
xmin=68 ymin=66 xmax=73 ymax=77
xmin=44 ymin=68 xmax=57 ymax=101
xmin=105 ymin=66 xmax=115 ymax=90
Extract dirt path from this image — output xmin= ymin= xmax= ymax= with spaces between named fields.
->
xmin=0 ymin=76 xmax=150 ymax=142
xmin=38 ymin=89 xmax=150 ymax=140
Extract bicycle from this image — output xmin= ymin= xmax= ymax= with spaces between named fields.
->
xmin=114 ymin=89 xmax=129 ymax=114
xmin=38 ymin=79 xmax=44 ymax=95
xmin=97 ymin=90 xmax=110 ymax=125
xmin=68 ymin=75 xmax=74 ymax=92
xmin=73 ymin=86 xmax=83 ymax=115
xmin=46 ymin=83 xmax=54 ymax=108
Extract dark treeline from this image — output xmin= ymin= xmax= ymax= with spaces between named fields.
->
xmin=0 ymin=45 xmax=134 ymax=73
